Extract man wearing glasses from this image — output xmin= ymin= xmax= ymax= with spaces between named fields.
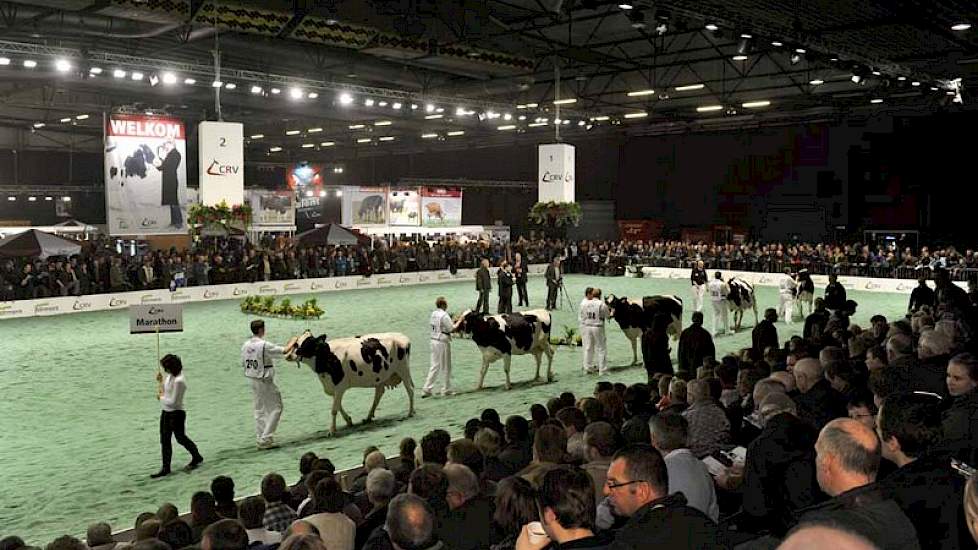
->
xmin=601 ymin=444 xmax=726 ymax=548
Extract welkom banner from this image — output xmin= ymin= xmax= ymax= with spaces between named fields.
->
xmin=388 ymin=188 xmax=422 ymax=226
xmin=104 ymin=114 xmax=190 ymax=235
xmin=421 ymin=187 xmax=463 ymax=227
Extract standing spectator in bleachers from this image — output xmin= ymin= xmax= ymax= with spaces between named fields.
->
xmin=804 ymin=298 xmax=830 ymax=341
xmin=824 ymin=273 xmax=846 ymax=311
xmin=752 ymin=309 xmax=779 ymax=359
xmin=678 ymin=312 xmax=715 ymax=376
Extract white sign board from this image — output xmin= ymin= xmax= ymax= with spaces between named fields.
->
xmin=538 ymin=143 xmax=576 ymax=203
xmin=129 ymin=304 xmax=184 ymax=334
xmin=198 ymin=121 xmax=244 ymax=206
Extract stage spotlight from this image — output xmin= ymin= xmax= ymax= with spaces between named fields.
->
xmin=0 ymin=57 xmax=10 ymax=65
xmin=55 ymin=59 xmax=71 ymax=72
xmin=270 ymin=87 xmax=281 ymax=95
xmin=211 ymin=80 xmax=223 ymax=88
xmin=705 ymin=23 xmax=718 ymax=31
xmin=23 ymin=59 xmax=37 ymax=68
xmin=224 ymin=83 xmax=236 ymax=90
xmin=392 ymin=102 xmax=402 ymax=109
xmin=290 ymin=87 xmax=303 ymax=99
xmin=339 ymin=92 xmax=354 ymax=104
xmin=307 ymin=92 xmax=318 ymax=99
xmin=162 ymin=72 xmax=177 ymax=85
xmin=251 ymin=85 xmax=263 ymax=94
xmin=364 ymin=98 xmax=375 ymax=106
xmin=131 ymin=71 xmax=144 ymax=81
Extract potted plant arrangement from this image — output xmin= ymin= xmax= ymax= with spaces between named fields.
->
xmin=549 ymin=325 xmax=583 ymax=347
xmin=240 ymin=296 xmax=324 ymax=319
xmin=528 ymin=201 xmax=582 ymax=239
xmin=188 ymin=200 xmax=253 ymax=236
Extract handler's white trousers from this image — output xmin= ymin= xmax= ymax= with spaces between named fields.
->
xmin=581 ymin=325 xmax=607 ymax=373
xmin=250 ymin=376 xmax=283 ymax=445
xmin=423 ymin=339 xmax=453 ymax=395
xmin=711 ymin=300 xmax=729 ymax=336
xmin=779 ymin=293 xmax=795 ymax=324
xmin=692 ymin=284 xmax=706 ymax=313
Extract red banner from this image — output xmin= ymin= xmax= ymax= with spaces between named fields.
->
xmin=106 ymin=114 xmax=185 ymax=139
xmin=617 ymin=220 xmax=663 ymax=241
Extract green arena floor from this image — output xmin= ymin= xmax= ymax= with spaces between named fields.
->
xmin=0 ymin=274 xmax=911 ymax=543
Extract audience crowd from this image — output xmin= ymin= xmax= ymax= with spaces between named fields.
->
xmin=3 ymin=234 xmax=977 ymax=301
xmin=7 ymin=265 xmax=978 ymax=550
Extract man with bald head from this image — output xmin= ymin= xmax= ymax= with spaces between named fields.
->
xmin=885 ymin=333 xmax=915 ymax=370
xmin=797 ymin=418 xmax=920 ymax=550
xmin=793 ymin=358 xmax=847 ymax=431
xmin=778 ymin=524 xmax=879 ymax=550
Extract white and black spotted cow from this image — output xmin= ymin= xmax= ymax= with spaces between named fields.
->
xmin=286 ymin=331 xmax=414 ymax=436
xmin=795 ymin=269 xmax=815 ymax=317
xmin=457 ymin=309 xmax=555 ymax=390
xmin=605 ymin=295 xmax=683 ymax=365
xmin=727 ymin=277 xmax=759 ymax=331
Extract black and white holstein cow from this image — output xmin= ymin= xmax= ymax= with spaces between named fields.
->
xmin=605 ymin=295 xmax=683 ymax=365
xmin=727 ymin=277 xmax=759 ymax=331
xmin=457 ymin=309 xmax=555 ymax=390
xmin=286 ymin=331 xmax=414 ymax=436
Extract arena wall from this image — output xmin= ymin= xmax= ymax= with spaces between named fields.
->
xmin=0 ymin=264 xmax=550 ymax=320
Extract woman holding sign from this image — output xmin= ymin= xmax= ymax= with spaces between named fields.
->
xmin=152 ymin=354 xmax=203 ymax=478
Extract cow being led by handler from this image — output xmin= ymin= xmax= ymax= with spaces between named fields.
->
xmin=456 ymin=309 xmax=555 ymax=390
xmin=727 ymin=277 xmax=759 ymax=331
xmin=604 ymin=294 xmax=683 ymax=365
xmin=286 ymin=331 xmax=415 ymax=436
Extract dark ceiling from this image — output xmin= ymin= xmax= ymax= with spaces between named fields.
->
xmin=0 ymin=0 xmax=976 ymax=160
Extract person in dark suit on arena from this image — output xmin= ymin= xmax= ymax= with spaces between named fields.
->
xmin=475 ymin=258 xmax=491 ymax=314
xmin=514 ymin=253 xmax=529 ymax=307
xmin=498 ymin=261 xmax=514 ymax=314
xmin=545 ymin=257 xmax=562 ymax=310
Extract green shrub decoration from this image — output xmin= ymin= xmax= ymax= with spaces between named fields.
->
xmin=549 ymin=325 xmax=583 ymax=347
xmin=528 ymin=201 xmax=582 ymax=227
xmin=241 ymin=296 xmax=324 ymax=319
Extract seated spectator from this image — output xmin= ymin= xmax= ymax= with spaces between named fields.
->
xmin=156 ymin=504 xmax=178 ymax=526
xmin=796 ymin=418 xmax=919 ymax=550
xmin=943 ymin=352 xmax=978 ymax=466
xmin=296 ymin=470 xmax=333 ymax=518
xmin=732 ymin=392 xmax=820 ymax=536
xmin=530 ymin=404 xmax=550 ymax=432
xmin=914 ymin=329 xmax=952 ymax=396
xmin=85 ymin=523 xmax=116 ymax=550
xmin=716 ymin=361 xmax=740 ymax=408
xmin=290 ymin=452 xmax=319 ymax=510
xmin=681 ymin=379 xmax=730 ymax=458
xmin=420 ymin=429 xmax=451 ymax=466
xmin=441 ymin=464 xmax=494 ymax=550
xmin=492 ymin=477 xmax=539 ymax=550
xmin=649 ymin=413 xmax=719 ymax=521
xmin=778 ymin=524 xmax=879 ymax=550
xmin=845 ymin=388 xmax=879 ymax=432
xmin=45 ymin=536 xmax=86 ymax=550
xmin=476 ymin=428 xmax=512 ymax=482
xmin=886 ymin=333 xmax=915 ymax=370
xmin=603 ymin=444 xmax=726 ymax=548
xmin=869 ymin=366 xmax=911 ymax=409
xmin=0 ymin=536 xmax=24 ymax=550
xmin=158 ymin=520 xmax=193 ymax=550
xmin=356 ymin=469 xmax=398 ymax=550
xmin=448 ymin=438 xmax=494 ymax=496
xmin=409 ymin=464 xmax=451 ymax=527
xmin=659 ymin=378 xmax=688 ymax=415
xmin=515 ymin=466 xmax=614 ymax=549
xmin=354 ymin=450 xmax=389 ymax=513
xmin=581 ymin=422 xmax=618 ymax=504
xmin=793 ymin=358 xmax=847 ymax=431
xmin=190 ymin=491 xmax=221 ymax=543
xmin=865 ymin=345 xmax=887 ymax=371
xmin=620 ymin=415 xmax=651 ymax=447
xmin=596 ymin=391 xmax=626 ymax=428
xmin=803 ymin=298 xmax=830 ymax=341
xmin=384 ymin=494 xmax=446 ymax=550
xmin=262 ymin=472 xmax=298 ymax=534
xmin=239 ymin=496 xmax=281 ymax=546
xmin=201 ymin=519 xmax=249 ymax=550
xmin=555 ymin=407 xmax=589 ymax=462
xmin=393 ymin=438 xmax=417 ymax=486
xmin=579 ymin=397 xmax=605 ymax=425
xmin=877 ymin=391 xmax=969 ymax=550
xmin=279 ymin=533 xmax=329 ymax=550
xmin=305 ymin=477 xmax=355 ymax=550
xmin=622 ymin=383 xmax=655 ymax=424
xmin=520 ymin=424 xmax=569 ymax=485
xmin=211 ymin=476 xmax=238 ymax=520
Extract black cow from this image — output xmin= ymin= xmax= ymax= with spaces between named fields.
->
xmin=287 ymin=331 xmax=414 ymax=436
xmin=727 ymin=277 xmax=758 ymax=330
xmin=606 ymin=294 xmax=683 ymax=365
xmin=358 ymin=195 xmax=385 ymax=223
xmin=457 ymin=309 xmax=554 ymax=390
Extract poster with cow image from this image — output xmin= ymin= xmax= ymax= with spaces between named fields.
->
xmin=104 ymin=114 xmax=189 ymax=235
xmin=421 ymin=187 xmax=463 ymax=227
xmin=351 ymin=186 xmax=388 ymax=225
xmin=247 ymin=190 xmax=296 ymax=227
xmin=387 ymin=188 xmax=421 ymax=226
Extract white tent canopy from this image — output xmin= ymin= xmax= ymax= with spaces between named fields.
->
xmin=0 ymin=229 xmax=83 ymax=259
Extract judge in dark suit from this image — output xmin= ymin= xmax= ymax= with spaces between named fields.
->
xmin=545 ymin=257 xmax=562 ymax=310
xmin=513 ymin=252 xmax=529 ymax=306
xmin=497 ymin=261 xmax=514 ymax=314
xmin=475 ymin=258 xmax=491 ymax=314
xmin=153 ymin=139 xmax=183 ymax=228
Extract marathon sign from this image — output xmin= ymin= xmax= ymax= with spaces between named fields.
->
xmin=130 ymin=304 xmax=184 ymax=334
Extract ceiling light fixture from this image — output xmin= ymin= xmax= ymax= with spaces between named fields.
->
xmin=696 ymin=105 xmax=723 ymax=112
xmin=55 ymin=59 xmax=71 ymax=72
xmin=23 ymin=59 xmax=37 ymax=68
xmin=59 ymin=117 xmax=71 ymax=123
xmin=378 ymin=101 xmax=388 ymax=107
xmin=308 ymin=127 xmax=323 ymax=133
xmin=251 ymin=85 xmax=263 ymax=94
xmin=32 ymin=122 xmax=45 ymax=128
xmin=301 ymin=143 xmax=314 ymax=148
xmin=364 ymin=98 xmax=375 ymax=107
xmin=732 ymin=55 xmax=748 ymax=61
xmin=289 ymin=87 xmax=303 ymax=99
xmin=286 ymin=130 xmax=300 ymax=135
xmin=624 ymin=112 xmax=648 ymax=118
xmin=0 ymin=57 xmax=10 ymax=65
xmin=184 ymin=78 xmax=196 ymax=85
xmin=809 ymin=79 xmax=825 ymax=85
xmin=705 ymin=23 xmax=718 ymax=31
xmin=497 ymin=125 xmax=516 ymax=130
xmin=269 ymin=147 xmax=282 ymax=152
xmin=392 ymin=102 xmax=402 ymax=109
xmin=270 ymin=87 xmax=281 ymax=94
xmin=425 ymin=104 xmax=435 ymax=113
xmin=224 ymin=82 xmax=236 ymax=90
xmin=553 ymin=98 xmax=577 ymax=105
xmin=161 ymin=72 xmax=177 ymax=85
xmin=675 ymin=84 xmax=705 ymax=91
xmin=618 ymin=3 xmax=633 ymax=9
xmin=320 ymin=141 xmax=335 ymax=147
xmin=379 ymin=136 xmax=395 ymax=141
xmin=795 ymin=48 xmax=806 ymax=54
xmin=911 ymin=81 xmax=921 ymax=87
xmin=44 ymin=196 xmax=52 ymax=201
xmin=348 ymin=124 xmax=365 ymax=129
xmin=250 ymin=134 xmax=264 ymax=139
xmin=374 ymin=120 xmax=392 ymax=126
xmin=952 ymin=23 xmax=972 ymax=31
xmin=339 ymin=92 xmax=353 ymax=104
xmin=425 ymin=114 xmax=443 ymax=120
xmin=131 ymin=71 xmax=143 ymax=81
xmin=593 ymin=115 xmax=610 ymax=121
xmin=627 ymin=89 xmax=655 ymax=97
xmin=447 ymin=131 xmax=465 ymax=136
xmin=75 ymin=114 xmax=89 ymax=120
xmin=870 ymin=98 xmax=883 ymax=104
xmin=528 ymin=122 xmax=547 ymax=127
xmin=771 ymin=41 xmax=783 ymax=46
xmin=742 ymin=100 xmax=771 ymax=108
xmin=357 ymin=138 xmax=372 ymax=143
xmin=212 ymin=80 xmax=223 ymax=88
xmin=421 ymin=133 xmax=439 ymax=139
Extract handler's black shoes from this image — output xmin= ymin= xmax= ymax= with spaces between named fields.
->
xmin=150 ymin=469 xmax=171 ymax=479
xmin=184 ymin=457 xmax=204 ymax=472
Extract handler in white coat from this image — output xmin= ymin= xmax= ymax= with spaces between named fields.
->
xmin=778 ymin=268 xmax=797 ymax=325
xmin=241 ymin=319 xmax=292 ymax=449
xmin=580 ymin=288 xmax=610 ymax=375
xmin=423 ymin=296 xmax=461 ymax=398
xmin=707 ymin=272 xmax=731 ymax=336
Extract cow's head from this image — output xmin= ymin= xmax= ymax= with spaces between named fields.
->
xmin=605 ymin=294 xmax=625 ymax=317
xmin=455 ymin=309 xmax=484 ymax=334
xmin=286 ymin=330 xmax=322 ymax=362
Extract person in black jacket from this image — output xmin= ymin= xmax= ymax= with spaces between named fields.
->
xmin=603 ymin=444 xmax=726 ymax=549
xmin=545 ymin=257 xmax=562 ymax=310
xmin=497 ymin=261 xmax=514 ymax=314
xmin=514 ymin=466 xmax=614 ymax=550
xmin=877 ymin=392 xmax=971 ymax=550
xmin=751 ymin=308 xmax=779 ymax=358
xmin=475 ymin=258 xmax=492 ymax=314
xmin=514 ymin=253 xmax=529 ymax=307
xmin=153 ymin=139 xmax=183 ymax=228
xmin=824 ymin=273 xmax=846 ymax=311
xmin=797 ymin=418 xmax=920 ymax=550
xmin=793 ymin=358 xmax=848 ymax=431
xmin=677 ymin=311 xmax=715 ymax=376
xmin=803 ymin=298 xmax=830 ymax=341
xmin=943 ymin=352 xmax=978 ymax=467
xmin=909 ymin=277 xmax=936 ymax=314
